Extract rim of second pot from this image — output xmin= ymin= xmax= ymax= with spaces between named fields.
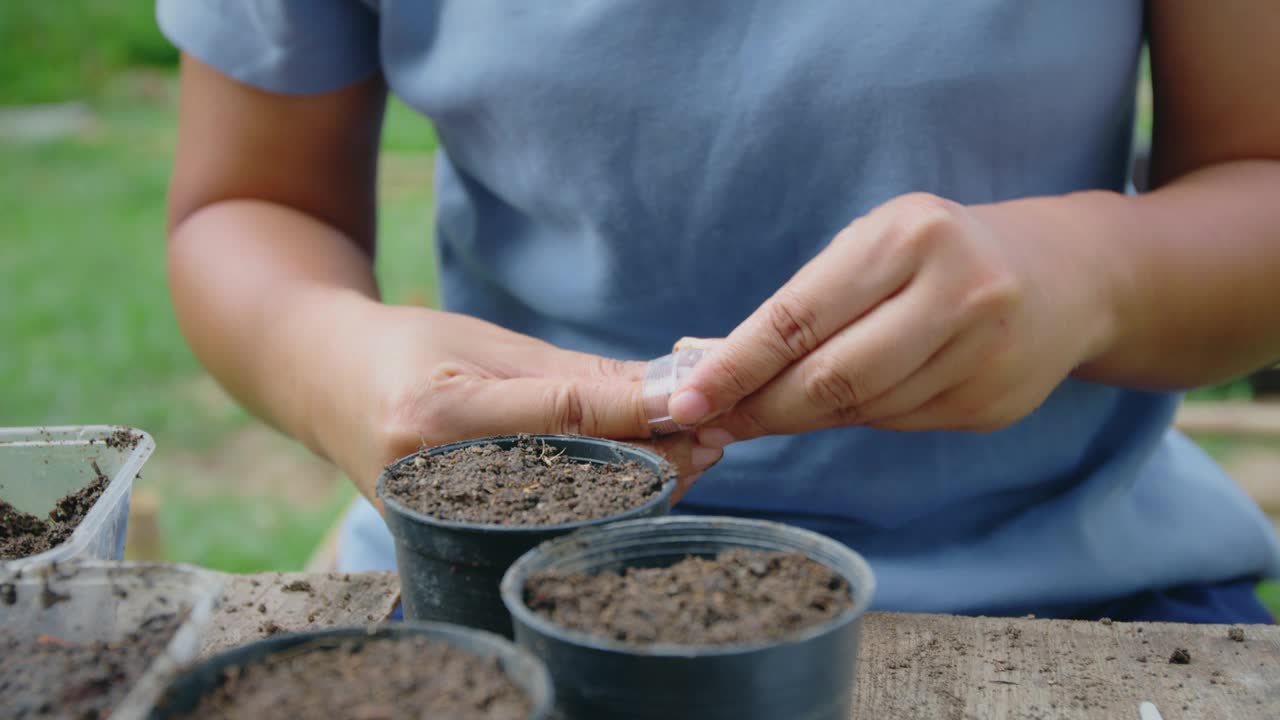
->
xmin=499 ymin=515 xmax=877 ymax=658
xmin=155 ymin=622 xmax=555 ymax=718
xmin=375 ymin=434 xmax=678 ymax=536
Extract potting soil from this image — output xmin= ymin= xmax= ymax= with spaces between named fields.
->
xmin=383 ymin=437 xmax=664 ymax=525
xmin=177 ymin=636 xmax=532 ymax=720
xmin=0 ymin=613 xmax=181 ymax=719
xmin=100 ymin=428 xmax=142 ymax=451
xmin=0 ymin=465 xmax=109 ymax=560
xmin=524 ymin=549 xmax=854 ymax=645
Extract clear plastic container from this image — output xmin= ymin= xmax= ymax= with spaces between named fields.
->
xmin=0 ymin=425 xmax=154 ymax=569
xmin=643 ymin=349 xmax=706 ymax=435
xmin=0 ymin=561 xmax=225 ymax=720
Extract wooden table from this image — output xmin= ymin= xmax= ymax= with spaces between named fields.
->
xmin=204 ymin=572 xmax=1280 ymax=719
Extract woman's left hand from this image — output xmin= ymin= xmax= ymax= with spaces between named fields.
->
xmin=668 ymin=192 xmax=1122 ymax=445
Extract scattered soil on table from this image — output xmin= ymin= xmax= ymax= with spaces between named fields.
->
xmin=280 ymin=580 xmax=313 ymax=594
xmin=0 ymin=613 xmax=181 ymax=719
xmin=177 ymin=635 xmax=532 ymax=720
xmin=383 ymin=437 xmax=666 ymax=526
xmin=524 ymin=549 xmax=853 ymax=646
xmin=1229 ymin=626 xmax=1246 ymax=642
xmin=0 ymin=464 xmax=109 ymax=559
xmin=1169 ymin=647 xmax=1191 ymax=664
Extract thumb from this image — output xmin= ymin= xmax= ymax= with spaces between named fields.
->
xmin=532 ymin=348 xmax=650 ymax=382
xmin=442 ymin=374 xmax=653 ymax=440
xmin=668 ymin=293 xmax=828 ymax=426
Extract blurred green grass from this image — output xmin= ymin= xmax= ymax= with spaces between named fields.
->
xmin=0 ymin=3 xmax=176 ymax=105
xmin=158 ymin=482 xmax=357 ymax=571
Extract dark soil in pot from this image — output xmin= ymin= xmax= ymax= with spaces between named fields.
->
xmin=1249 ymin=365 xmax=1280 ymax=397
xmin=152 ymin=624 xmax=553 ymax=720
xmin=376 ymin=435 xmax=676 ymax=636
xmin=0 ymin=465 xmax=108 ymax=560
xmin=501 ymin=516 xmax=876 ymax=720
xmin=176 ymin=635 xmax=526 ymax=719
xmin=381 ymin=436 xmax=664 ymax=525
xmin=0 ymin=613 xmax=182 ymax=719
xmin=524 ymin=549 xmax=853 ymax=645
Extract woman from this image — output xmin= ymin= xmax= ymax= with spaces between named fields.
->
xmin=156 ymin=1 xmax=1280 ymax=622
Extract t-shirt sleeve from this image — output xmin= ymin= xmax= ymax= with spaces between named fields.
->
xmin=156 ymin=0 xmax=379 ymax=95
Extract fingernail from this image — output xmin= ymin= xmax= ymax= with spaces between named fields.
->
xmin=691 ymin=445 xmax=722 ymax=472
xmin=696 ymin=427 xmax=735 ymax=450
xmin=669 ymin=389 xmax=711 ymax=425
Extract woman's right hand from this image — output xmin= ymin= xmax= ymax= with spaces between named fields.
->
xmin=308 ymin=299 xmax=719 ymax=504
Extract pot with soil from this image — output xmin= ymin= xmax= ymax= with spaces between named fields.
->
xmin=149 ymin=623 xmax=554 ymax=720
xmin=376 ymin=434 xmax=676 ymax=636
xmin=500 ymin=516 xmax=876 ymax=720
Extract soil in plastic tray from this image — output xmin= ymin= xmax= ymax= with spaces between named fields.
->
xmin=177 ymin=635 xmax=532 ymax=720
xmin=383 ymin=436 xmax=663 ymax=525
xmin=0 ymin=613 xmax=182 ymax=719
xmin=524 ymin=549 xmax=854 ymax=646
xmin=98 ymin=428 xmax=142 ymax=452
xmin=0 ymin=464 xmax=109 ymax=560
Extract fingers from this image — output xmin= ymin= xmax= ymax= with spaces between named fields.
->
xmin=540 ymin=349 xmax=649 ymax=382
xmin=853 ymin=317 xmax=1007 ymax=422
xmin=418 ymin=371 xmax=718 ymax=500
xmin=628 ymin=433 xmax=718 ymax=504
xmin=669 ymin=214 xmax=916 ymax=426
xmin=672 ymin=336 xmax=724 ymax=353
xmin=702 ymin=281 xmax=957 ymax=440
xmin=424 ymin=372 xmax=653 ymax=440
xmin=873 ymin=382 xmax=1038 ymax=433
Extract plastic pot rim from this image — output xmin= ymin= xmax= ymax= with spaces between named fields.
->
xmin=375 ymin=434 xmax=677 ymax=536
xmin=499 ymin=515 xmax=877 ymax=658
xmin=154 ymin=622 xmax=556 ymax=719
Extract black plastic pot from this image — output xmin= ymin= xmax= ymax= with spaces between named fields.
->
xmin=500 ymin=516 xmax=876 ymax=720
xmin=1249 ymin=365 xmax=1280 ymax=398
xmin=149 ymin=623 xmax=555 ymax=719
xmin=376 ymin=434 xmax=676 ymax=636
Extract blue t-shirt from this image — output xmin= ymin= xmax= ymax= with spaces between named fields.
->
xmin=158 ymin=0 xmax=1280 ymax=615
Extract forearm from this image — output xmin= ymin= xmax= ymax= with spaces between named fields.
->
xmin=979 ymin=160 xmax=1280 ymax=390
xmin=168 ymin=199 xmax=382 ymax=455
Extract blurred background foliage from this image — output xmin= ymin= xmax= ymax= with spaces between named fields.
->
xmin=1 ymin=3 xmax=178 ymax=104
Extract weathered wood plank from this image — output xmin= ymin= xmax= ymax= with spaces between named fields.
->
xmin=201 ymin=571 xmax=400 ymax=657
xmin=200 ymin=573 xmax=1279 ymax=718
xmin=853 ymin=612 xmax=1280 ymax=719
xmin=1175 ymin=400 xmax=1280 ymax=439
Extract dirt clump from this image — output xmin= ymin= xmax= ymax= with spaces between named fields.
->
xmin=524 ymin=549 xmax=853 ymax=646
xmin=0 ymin=614 xmax=181 ymax=719
xmin=177 ymin=635 xmax=532 ymax=720
xmin=383 ymin=437 xmax=665 ymax=526
xmin=102 ymin=429 xmax=142 ymax=451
